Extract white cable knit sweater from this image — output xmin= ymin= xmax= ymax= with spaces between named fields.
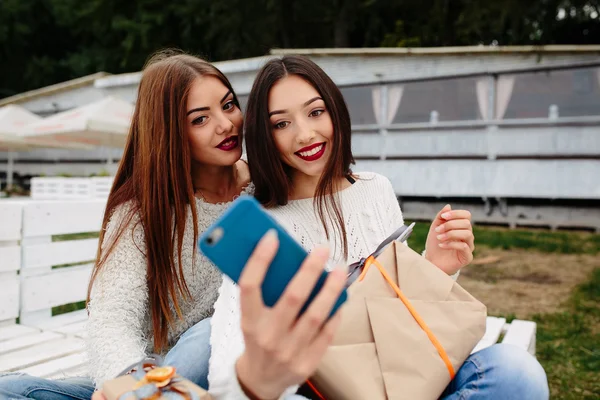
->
xmin=85 ymin=184 xmax=254 ymax=388
xmin=208 ymin=172 xmax=407 ymax=399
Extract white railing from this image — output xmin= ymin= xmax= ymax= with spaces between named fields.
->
xmin=30 ymin=177 xmax=113 ymax=200
xmin=0 ymin=199 xmax=106 ymax=328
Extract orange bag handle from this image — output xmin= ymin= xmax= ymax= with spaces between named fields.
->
xmin=359 ymin=255 xmax=456 ymax=379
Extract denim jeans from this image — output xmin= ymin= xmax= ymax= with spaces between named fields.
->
xmin=440 ymin=343 xmax=549 ymax=400
xmin=0 ymin=317 xmax=212 ymax=399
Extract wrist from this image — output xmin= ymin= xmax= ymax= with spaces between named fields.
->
xmin=236 ymin=355 xmax=280 ymax=400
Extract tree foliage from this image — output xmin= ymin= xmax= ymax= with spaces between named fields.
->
xmin=1 ymin=0 xmax=599 ymax=98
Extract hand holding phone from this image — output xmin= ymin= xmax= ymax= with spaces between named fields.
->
xmin=234 ymin=230 xmax=346 ymax=400
xmin=199 ymin=196 xmax=347 ymax=317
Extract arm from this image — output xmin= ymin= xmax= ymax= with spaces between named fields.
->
xmin=208 ymin=277 xmax=301 ymax=399
xmin=378 ymin=175 xmax=460 ymax=280
xmin=86 ymin=205 xmax=151 ymax=388
xmin=209 ymin=233 xmax=340 ymax=400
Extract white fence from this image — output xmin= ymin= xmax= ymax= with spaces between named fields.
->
xmin=30 ymin=177 xmax=113 ymax=200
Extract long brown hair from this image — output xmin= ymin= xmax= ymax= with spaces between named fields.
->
xmin=245 ymin=55 xmax=354 ymax=259
xmin=87 ymin=50 xmax=239 ymax=352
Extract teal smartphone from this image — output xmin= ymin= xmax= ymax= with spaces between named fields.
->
xmin=199 ymin=196 xmax=347 ymax=317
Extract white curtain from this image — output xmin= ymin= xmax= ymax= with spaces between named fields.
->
xmin=372 ymin=85 xmax=404 ymax=125
xmin=387 ymin=85 xmax=404 ymax=123
xmin=495 ymin=75 xmax=515 ymax=120
xmin=372 ymin=87 xmax=382 ymax=124
xmin=476 ymin=78 xmax=490 ymax=120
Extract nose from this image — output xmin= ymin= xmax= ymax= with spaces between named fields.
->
xmin=215 ymin=113 xmax=234 ymax=136
xmin=295 ymin=119 xmax=315 ymax=145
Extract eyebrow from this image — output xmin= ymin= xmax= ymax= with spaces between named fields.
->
xmin=186 ymin=90 xmax=233 ymax=116
xmin=268 ymin=96 xmax=323 ymax=117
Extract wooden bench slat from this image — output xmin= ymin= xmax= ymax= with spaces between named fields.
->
xmin=0 ymin=337 xmax=85 ymax=372
xmin=471 ymin=316 xmax=506 ymax=354
xmin=502 ymin=319 xmax=537 ymax=355
xmin=27 ymin=309 xmax=89 ymax=331
xmin=52 ymin=321 xmax=87 ymax=338
xmin=21 ymin=266 xmax=92 ymax=314
xmin=22 ymin=238 xmax=99 ymax=270
xmin=19 ymin=352 xmax=88 ymax=379
xmin=0 ymin=331 xmax=63 ymax=355
xmin=0 ymin=324 xmax=40 ymax=343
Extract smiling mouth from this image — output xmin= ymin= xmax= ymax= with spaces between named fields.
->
xmin=217 ymin=136 xmax=239 ymax=151
xmin=295 ymin=142 xmax=326 ymax=161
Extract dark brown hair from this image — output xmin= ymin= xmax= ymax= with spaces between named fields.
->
xmin=87 ymin=50 xmax=239 ymax=352
xmin=245 ymin=55 xmax=354 ymax=258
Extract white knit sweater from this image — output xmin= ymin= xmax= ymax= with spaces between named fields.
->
xmin=208 ymin=172 xmax=406 ymax=399
xmin=85 ymin=184 xmax=254 ymax=387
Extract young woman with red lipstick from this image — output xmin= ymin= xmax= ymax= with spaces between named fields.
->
xmin=207 ymin=56 xmax=549 ymax=399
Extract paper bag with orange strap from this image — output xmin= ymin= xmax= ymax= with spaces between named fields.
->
xmin=308 ymin=226 xmax=487 ymax=400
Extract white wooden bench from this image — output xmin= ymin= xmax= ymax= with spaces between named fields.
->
xmin=0 ymin=198 xmax=537 ymax=380
xmin=0 ymin=199 xmax=106 ymax=379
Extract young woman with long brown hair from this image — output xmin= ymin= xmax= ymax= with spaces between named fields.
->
xmin=0 ymin=50 xmax=252 ymax=398
xmin=207 ymin=56 xmax=549 ymax=399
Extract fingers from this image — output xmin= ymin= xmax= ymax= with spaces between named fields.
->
xmin=431 ymin=204 xmax=452 ymax=227
xmin=436 ymin=229 xmax=472 ymax=243
xmin=272 ymin=246 xmax=331 ymax=328
xmin=439 ymin=241 xmax=474 ymax=262
xmin=297 ymin=310 xmax=343 ymax=376
xmin=435 ymin=219 xmax=471 ymax=233
xmin=440 ymin=209 xmax=472 ymax=222
xmin=287 ymin=266 xmax=346 ymax=348
xmin=239 ymin=230 xmax=279 ymax=327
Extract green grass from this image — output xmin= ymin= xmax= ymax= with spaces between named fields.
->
xmin=407 ymin=222 xmax=600 ymax=255
xmin=52 ymin=231 xmax=99 ymax=242
xmin=534 ymin=268 xmax=600 ymax=399
xmin=407 ymin=221 xmax=600 ymax=398
xmin=52 ymin=301 xmax=87 ymax=316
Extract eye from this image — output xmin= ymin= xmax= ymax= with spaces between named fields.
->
xmin=192 ymin=116 xmax=208 ymax=125
xmin=274 ymin=121 xmax=290 ymax=129
xmin=310 ymin=109 xmax=325 ymax=117
xmin=223 ymin=101 xmax=236 ymax=111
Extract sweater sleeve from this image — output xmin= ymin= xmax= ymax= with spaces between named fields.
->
xmin=208 ymin=277 xmax=301 ymax=399
xmin=85 ymin=204 xmax=150 ymax=388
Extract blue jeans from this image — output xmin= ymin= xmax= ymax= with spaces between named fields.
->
xmin=0 ymin=317 xmax=212 ymax=399
xmin=440 ymin=343 xmax=549 ymax=399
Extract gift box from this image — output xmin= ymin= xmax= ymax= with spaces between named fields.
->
xmin=102 ymin=357 xmax=211 ymax=400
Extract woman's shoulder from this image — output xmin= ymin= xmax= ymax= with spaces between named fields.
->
xmin=354 ymin=171 xmax=394 ymax=191
xmin=103 ymin=200 xmax=144 ymax=247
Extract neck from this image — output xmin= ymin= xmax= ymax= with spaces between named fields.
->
xmin=192 ymin=160 xmax=237 ymax=200
xmin=289 ymin=172 xmax=321 ymax=200
xmin=289 ymin=172 xmax=348 ymax=200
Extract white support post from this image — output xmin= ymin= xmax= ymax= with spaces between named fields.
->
xmin=7 ymin=151 xmax=15 ymax=189
xmin=380 ymin=85 xmax=389 ymax=161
